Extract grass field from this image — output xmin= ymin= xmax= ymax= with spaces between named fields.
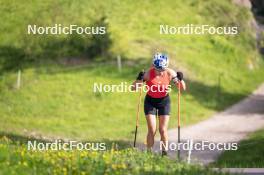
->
xmin=0 ymin=61 xmax=263 ymax=142
xmin=0 ymin=136 xmax=227 ymax=175
xmin=0 ymin=0 xmax=264 ymax=142
xmin=214 ymin=129 xmax=264 ymax=168
xmin=0 ymin=0 xmax=264 ymax=173
xmin=0 ymin=62 xmax=221 ymax=142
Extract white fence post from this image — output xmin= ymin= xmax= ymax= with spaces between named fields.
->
xmin=16 ymin=69 xmax=21 ymax=89
xmin=117 ymin=55 xmax=122 ymax=72
xmin=187 ymin=139 xmax=193 ymax=164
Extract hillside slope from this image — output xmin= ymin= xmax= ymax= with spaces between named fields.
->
xmin=0 ymin=0 xmax=263 ymax=142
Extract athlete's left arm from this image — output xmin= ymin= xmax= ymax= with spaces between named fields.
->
xmin=167 ymin=68 xmax=186 ymax=90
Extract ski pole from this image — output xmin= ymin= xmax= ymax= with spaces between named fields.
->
xmin=177 ymin=82 xmax=181 ymax=160
xmin=133 ymin=76 xmax=144 ymax=147
xmin=154 ymin=109 xmax=158 ymax=136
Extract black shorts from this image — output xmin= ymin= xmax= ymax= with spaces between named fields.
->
xmin=144 ymin=94 xmax=171 ymax=116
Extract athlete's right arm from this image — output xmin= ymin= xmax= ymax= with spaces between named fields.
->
xmin=131 ymin=70 xmax=149 ymax=91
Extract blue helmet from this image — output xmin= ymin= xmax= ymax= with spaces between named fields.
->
xmin=153 ymin=53 xmax=169 ymax=70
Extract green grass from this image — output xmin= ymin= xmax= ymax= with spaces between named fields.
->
xmin=0 ymin=60 xmax=262 ymax=142
xmin=214 ymin=129 xmax=264 ymax=168
xmin=0 ymin=62 xmax=218 ymax=142
xmin=0 ymin=0 xmax=264 ymax=173
xmin=0 ymin=136 xmax=226 ymax=175
xmin=0 ymin=0 xmax=263 ymax=153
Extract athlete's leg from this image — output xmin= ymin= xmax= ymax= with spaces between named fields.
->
xmin=159 ymin=115 xmax=170 ymax=152
xmin=146 ymin=114 xmax=156 ymax=150
xmin=157 ymin=95 xmax=171 ymax=154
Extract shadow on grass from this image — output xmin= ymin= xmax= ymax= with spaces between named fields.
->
xmin=0 ymin=132 xmax=131 ymax=150
xmin=186 ymin=79 xmax=264 ymax=115
xmin=0 ymin=57 xmax=250 ymax=115
xmin=0 ymin=39 xmax=254 ymax=116
xmin=223 ymin=94 xmax=264 ymax=115
xmin=177 ymin=79 xmax=247 ymax=112
xmin=0 ymin=46 xmax=27 ymax=73
xmin=33 ymin=57 xmax=151 ymax=78
xmin=36 ymin=62 xmax=249 ymax=113
xmin=0 ymin=16 xmax=112 ymax=74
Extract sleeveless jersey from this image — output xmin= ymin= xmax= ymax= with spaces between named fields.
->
xmin=146 ymin=68 xmax=170 ymax=98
